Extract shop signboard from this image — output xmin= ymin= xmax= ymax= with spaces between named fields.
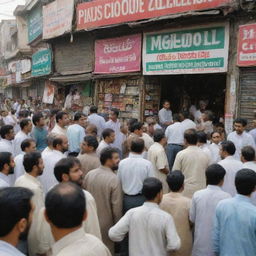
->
xmin=43 ymin=80 xmax=55 ymax=104
xmin=43 ymin=0 xmax=74 ymax=40
xmin=94 ymin=34 xmax=141 ymax=74
xmin=143 ymin=23 xmax=229 ymax=75
xmin=27 ymin=5 xmax=42 ymax=43
xmin=77 ymin=0 xmax=232 ymax=30
xmin=237 ymin=24 xmax=256 ymax=67
xmin=32 ymin=49 xmax=52 ymax=77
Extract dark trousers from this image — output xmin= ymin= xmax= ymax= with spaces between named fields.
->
xmin=166 ymin=144 xmax=183 ymax=170
xmin=120 ymin=194 xmax=145 ymax=256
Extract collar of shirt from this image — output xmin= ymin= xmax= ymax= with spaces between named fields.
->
xmin=167 ymin=192 xmax=183 ymax=198
xmin=129 ymin=153 xmax=144 ymax=159
xmin=24 ymin=173 xmax=41 ymax=186
xmin=52 ymin=150 xmax=65 ymax=157
xmin=207 ymin=185 xmax=223 ymax=191
xmin=0 ymin=240 xmax=25 ymax=256
xmin=224 ymin=156 xmax=236 ymax=161
xmin=52 ymin=228 xmax=84 ymax=256
xmin=234 ymin=194 xmax=252 ymax=203
xmin=0 ymin=139 xmax=12 ymax=146
xmin=143 ymin=202 xmax=159 ymax=209
xmin=0 ymin=173 xmax=9 ymax=184
xmin=100 ymin=165 xmax=114 ymax=173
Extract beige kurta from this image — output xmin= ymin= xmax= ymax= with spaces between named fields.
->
xmin=36 ymin=190 xmax=102 ymax=254
xmin=160 ymin=192 xmax=192 ymax=256
xmin=84 ymin=166 xmax=123 ymax=255
xmin=77 ymin=152 xmax=101 ymax=177
xmin=148 ymin=142 xmax=169 ymax=194
xmin=172 ymin=146 xmax=210 ymax=198
xmin=52 ymin=228 xmax=111 ymax=256
xmin=15 ymin=173 xmax=44 ymax=256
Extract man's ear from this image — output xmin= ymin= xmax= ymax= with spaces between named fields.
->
xmin=17 ymin=218 xmax=28 ymax=233
xmin=62 ymin=173 xmax=69 ymax=182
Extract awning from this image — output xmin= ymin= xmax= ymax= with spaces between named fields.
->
xmin=92 ymin=72 xmax=141 ymax=80
xmin=50 ymin=73 xmax=92 ymax=83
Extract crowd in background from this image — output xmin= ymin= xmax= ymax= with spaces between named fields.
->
xmin=0 ymin=98 xmax=256 ymax=256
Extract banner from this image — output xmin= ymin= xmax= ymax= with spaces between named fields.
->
xmin=43 ymin=0 xmax=74 ymax=39
xmin=237 ymin=24 xmax=256 ymax=67
xmin=27 ymin=5 xmax=42 ymax=43
xmin=143 ymin=23 xmax=229 ymax=75
xmin=32 ymin=49 xmax=52 ymax=77
xmin=43 ymin=81 xmax=55 ymax=104
xmin=77 ymin=0 xmax=232 ymax=30
xmin=94 ymin=34 xmax=141 ymax=74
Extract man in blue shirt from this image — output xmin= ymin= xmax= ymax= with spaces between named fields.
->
xmin=67 ymin=112 xmax=86 ymax=156
xmin=31 ymin=112 xmax=48 ymax=152
xmin=213 ymin=168 xmax=256 ymax=256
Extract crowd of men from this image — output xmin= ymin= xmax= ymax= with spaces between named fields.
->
xmin=0 ymin=100 xmax=256 ymax=256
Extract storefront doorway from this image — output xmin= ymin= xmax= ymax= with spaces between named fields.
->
xmin=160 ymin=73 xmax=226 ymax=122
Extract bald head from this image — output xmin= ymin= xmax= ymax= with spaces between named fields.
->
xmin=45 ymin=182 xmax=85 ymax=229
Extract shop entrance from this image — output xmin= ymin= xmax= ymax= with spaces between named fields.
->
xmin=160 ymin=73 xmax=226 ymax=121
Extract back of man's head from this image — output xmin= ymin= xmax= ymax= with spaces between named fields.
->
xmin=20 ymin=119 xmax=31 ymax=130
xmin=235 ymin=169 xmax=256 ymax=196
xmin=83 ymin=135 xmax=98 ymax=150
xmin=90 ymin=106 xmax=98 ymax=114
xmin=130 ymin=138 xmax=144 ymax=154
xmin=184 ymin=129 xmax=197 ymax=145
xmin=56 ymin=111 xmax=67 ymax=123
xmin=0 ymin=125 xmax=13 ymax=139
xmin=54 ymin=158 xmax=80 ymax=182
xmin=142 ymin=177 xmax=163 ymax=201
xmin=23 ymin=152 xmax=42 ymax=174
xmin=45 ymin=182 xmax=85 ymax=229
xmin=130 ymin=122 xmax=143 ymax=133
xmin=166 ymin=171 xmax=184 ymax=192
xmin=221 ymin=141 xmax=236 ymax=156
xmin=0 ymin=187 xmax=33 ymax=237
xmin=241 ymin=146 xmax=255 ymax=162
xmin=197 ymin=131 xmax=207 ymax=144
xmin=21 ymin=139 xmax=35 ymax=152
xmin=206 ymin=164 xmax=226 ymax=185
xmin=102 ymin=128 xmax=114 ymax=140
xmin=153 ymin=129 xmax=165 ymax=143
xmin=0 ymin=152 xmax=11 ymax=173
xmin=52 ymin=137 xmax=63 ymax=149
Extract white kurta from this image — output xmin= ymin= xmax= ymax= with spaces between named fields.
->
xmin=88 ymin=113 xmax=106 ymax=137
xmin=227 ymin=131 xmax=256 ymax=160
xmin=148 ymin=142 xmax=169 ymax=193
xmin=13 ymin=131 xmax=30 ymax=157
xmin=51 ymin=228 xmax=111 ymax=256
xmin=181 ymin=119 xmax=196 ymax=133
xmin=14 ymin=152 xmax=25 ymax=181
xmin=109 ymin=202 xmax=181 ymax=256
xmin=165 ymin=122 xmax=184 ymax=145
xmin=15 ymin=173 xmax=44 ymax=256
xmin=51 ymin=124 xmax=67 ymax=136
xmin=243 ymin=161 xmax=256 ymax=171
xmin=218 ymin=156 xmax=244 ymax=196
xmin=209 ymin=143 xmax=221 ymax=164
xmin=118 ymin=153 xmax=155 ymax=195
xmin=40 ymin=150 xmax=66 ymax=193
xmin=0 ymin=173 xmax=10 ymax=188
xmin=199 ymin=144 xmax=212 ymax=164
xmin=0 ymin=139 xmax=13 ymax=154
xmin=37 ymin=190 xmax=102 ymax=255
xmin=96 ymin=140 xmax=110 ymax=157
xmin=190 ymin=185 xmax=231 ymax=256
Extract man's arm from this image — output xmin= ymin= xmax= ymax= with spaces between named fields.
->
xmin=165 ymin=215 xmax=181 ymax=251
xmin=213 ymin=206 xmax=221 ymax=256
xmin=111 ymin=179 xmax=123 ymax=224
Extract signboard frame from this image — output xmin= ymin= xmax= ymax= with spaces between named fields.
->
xmin=32 ymin=49 xmax=52 ymax=77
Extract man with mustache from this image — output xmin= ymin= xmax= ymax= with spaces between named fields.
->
xmin=0 ymin=152 xmax=15 ymax=188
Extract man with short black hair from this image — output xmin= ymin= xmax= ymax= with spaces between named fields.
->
xmin=160 ymin=171 xmax=192 ymax=256
xmin=78 ymin=135 xmax=100 ymax=176
xmin=31 ymin=112 xmax=47 ymax=152
xmin=0 ymin=125 xmax=14 ymax=153
xmin=241 ymin=146 xmax=256 ymax=171
xmin=15 ymin=152 xmax=44 ymax=256
xmin=0 ymin=152 xmax=15 ymax=188
xmin=173 ymin=129 xmax=210 ymax=198
xmin=13 ymin=119 xmax=32 ymax=157
xmin=96 ymin=128 xmax=115 ymax=156
xmin=148 ymin=130 xmax=169 ymax=193
xmin=190 ymin=164 xmax=230 ymax=256
xmin=40 ymin=135 xmax=67 ymax=193
xmin=213 ymin=169 xmax=256 ymax=256
xmin=197 ymin=131 xmax=212 ymax=162
xmin=0 ymin=187 xmax=34 ymax=256
xmin=158 ymin=100 xmax=173 ymax=130
xmin=179 ymin=111 xmax=196 ymax=132
xmin=51 ymin=111 xmax=69 ymax=136
xmin=218 ymin=141 xmax=243 ymax=196
xmin=84 ymin=147 xmax=122 ymax=254
xmin=67 ymin=112 xmax=86 ymax=156
xmin=109 ymin=177 xmax=181 ymax=256
xmin=227 ymin=118 xmax=256 ymax=159
xmin=118 ymin=138 xmax=154 ymax=213
xmin=209 ymin=131 xmax=222 ymax=164
xmin=88 ymin=106 xmax=106 ymax=137
xmin=45 ymin=183 xmax=111 ymax=256
xmin=14 ymin=138 xmax=36 ymax=181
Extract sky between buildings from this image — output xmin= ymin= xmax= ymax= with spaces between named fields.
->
xmin=0 ymin=0 xmax=25 ymax=22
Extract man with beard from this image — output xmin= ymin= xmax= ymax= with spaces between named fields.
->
xmin=0 ymin=187 xmax=34 ymax=256
xmin=15 ymin=152 xmax=44 ymax=256
xmin=0 ymin=152 xmax=15 ymax=188
xmin=83 ymin=147 xmax=123 ymax=254
xmin=40 ymin=136 xmax=68 ymax=193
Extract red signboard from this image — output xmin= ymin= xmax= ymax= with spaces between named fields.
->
xmin=237 ymin=24 xmax=256 ymax=67
xmin=94 ymin=34 xmax=141 ymax=74
xmin=77 ymin=0 xmax=232 ymax=30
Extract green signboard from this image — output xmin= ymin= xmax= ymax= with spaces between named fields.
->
xmin=28 ymin=5 xmax=43 ymax=43
xmin=32 ymin=49 xmax=52 ymax=77
xmin=143 ymin=23 xmax=229 ymax=75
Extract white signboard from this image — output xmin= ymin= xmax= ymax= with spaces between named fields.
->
xmin=143 ymin=23 xmax=229 ymax=75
